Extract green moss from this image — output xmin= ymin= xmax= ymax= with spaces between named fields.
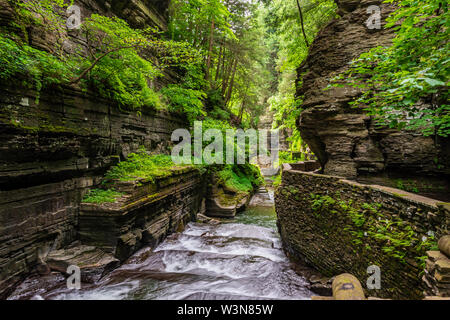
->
xmin=6 ymin=117 xmax=88 ymax=135
xmin=272 ymin=174 xmax=282 ymax=188
xmin=308 ymin=193 xmax=437 ymax=265
xmin=82 ymin=189 xmax=124 ymax=204
xmin=216 ymin=164 xmax=263 ymax=194
xmin=103 ymin=148 xmax=192 ymax=183
xmin=395 ymin=179 xmax=420 ymax=193
xmin=392 ymin=193 xmax=407 ymax=198
xmin=309 ymin=193 xmax=336 ymax=214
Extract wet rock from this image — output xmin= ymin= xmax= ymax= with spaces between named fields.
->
xmin=206 ymin=196 xmax=243 ymax=218
xmin=248 ymin=187 xmax=274 ymax=207
xmin=206 ymin=183 xmax=251 ymax=218
xmin=79 ymin=168 xmax=205 ymax=262
xmin=36 ymin=263 xmax=51 ymax=276
xmin=7 ymin=272 xmax=68 ymax=300
xmin=46 ymin=245 xmax=119 ymax=283
xmin=0 ymin=0 xmax=179 ymax=297
xmin=196 ymin=214 xmax=221 ymax=225
xmin=309 ymin=278 xmax=332 ymax=296
xmin=276 ymin=168 xmax=447 ymax=299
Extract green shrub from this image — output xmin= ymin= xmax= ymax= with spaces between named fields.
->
xmin=88 ymin=50 xmax=162 ymax=110
xmin=0 ymin=35 xmax=73 ymax=95
xmin=334 ymin=0 xmax=450 ymax=137
xmin=161 ymin=84 xmax=206 ymax=122
xmin=217 ymin=164 xmax=263 ymax=194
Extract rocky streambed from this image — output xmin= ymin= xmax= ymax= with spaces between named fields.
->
xmin=7 ymin=188 xmax=318 ymax=300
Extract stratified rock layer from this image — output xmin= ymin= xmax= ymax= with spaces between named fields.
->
xmin=297 ymin=0 xmax=450 ymax=178
xmin=275 ymin=167 xmax=449 ymax=299
xmin=79 ymin=167 xmax=206 ymax=262
xmin=0 ymin=0 xmax=175 ymax=298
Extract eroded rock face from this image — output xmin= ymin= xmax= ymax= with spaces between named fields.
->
xmin=0 ymin=0 xmax=175 ymax=298
xmin=297 ymin=0 xmax=450 ymax=179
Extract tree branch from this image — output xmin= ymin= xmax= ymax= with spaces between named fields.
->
xmin=70 ymin=45 xmax=139 ymax=84
xmin=296 ymin=0 xmax=310 ymax=47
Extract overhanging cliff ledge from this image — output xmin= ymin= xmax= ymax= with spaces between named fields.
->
xmin=296 ymin=0 xmax=450 ymax=180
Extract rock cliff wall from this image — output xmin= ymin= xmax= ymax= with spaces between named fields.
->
xmin=275 ymin=166 xmax=449 ymax=299
xmin=79 ymin=167 xmax=206 ymax=262
xmin=0 ymin=0 xmax=179 ymax=298
xmin=297 ymin=0 xmax=450 ymax=179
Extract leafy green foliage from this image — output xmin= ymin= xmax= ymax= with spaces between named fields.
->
xmin=337 ymin=0 xmax=449 ymax=137
xmin=0 ymin=35 xmax=73 ymax=97
xmin=217 ymin=164 xmax=264 ymax=194
xmin=87 ymin=51 xmax=162 ymax=110
xmin=395 ymin=179 xmax=419 ymax=193
xmin=267 ymin=0 xmax=337 ymax=150
xmin=82 ymin=189 xmax=124 ymax=204
xmin=310 ymin=193 xmax=337 ymax=216
xmin=161 ymin=85 xmax=206 ymax=122
xmin=3 ymin=4 xmax=204 ymax=114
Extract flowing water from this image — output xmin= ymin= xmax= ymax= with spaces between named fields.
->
xmin=8 ymin=189 xmax=313 ymax=300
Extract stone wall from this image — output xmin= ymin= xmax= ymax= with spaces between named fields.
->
xmin=79 ymin=168 xmax=206 ymax=262
xmin=275 ymin=167 xmax=449 ymax=299
xmin=296 ymin=0 xmax=450 ymax=179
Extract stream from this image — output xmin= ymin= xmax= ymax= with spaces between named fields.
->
xmin=8 ymin=188 xmax=313 ymax=300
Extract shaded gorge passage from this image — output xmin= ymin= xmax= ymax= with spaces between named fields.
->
xmin=8 ymin=189 xmax=313 ymax=300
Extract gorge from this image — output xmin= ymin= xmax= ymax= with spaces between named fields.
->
xmin=0 ymin=0 xmax=449 ymax=301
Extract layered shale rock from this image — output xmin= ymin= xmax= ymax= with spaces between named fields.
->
xmin=45 ymin=245 xmax=120 ymax=283
xmin=297 ymin=0 xmax=450 ymax=179
xmin=0 ymin=0 xmax=176 ymax=298
xmin=79 ymin=167 xmax=206 ymax=262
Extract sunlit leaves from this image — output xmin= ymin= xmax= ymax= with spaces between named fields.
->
xmin=339 ymin=0 xmax=449 ymax=137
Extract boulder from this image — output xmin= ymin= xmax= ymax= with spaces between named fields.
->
xmin=438 ymin=235 xmax=450 ymax=258
xmin=332 ymin=273 xmax=366 ymax=300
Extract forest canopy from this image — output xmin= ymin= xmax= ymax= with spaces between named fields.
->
xmin=0 ymin=0 xmax=448 ymax=141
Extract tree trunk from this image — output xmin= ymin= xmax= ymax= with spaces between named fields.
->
xmin=222 ymin=55 xmax=234 ymax=96
xmin=225 ymin=59 xmax=238 ymax=105
xmin=238 ymin=102 xmax=245 ymax=122
xmin=205 ymin=18 xmax=215 ymax=82
xmin=296 ymin=0 xmax=309 ymax=47
xmin=215 ymin=43 xmax=223 ymax=84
